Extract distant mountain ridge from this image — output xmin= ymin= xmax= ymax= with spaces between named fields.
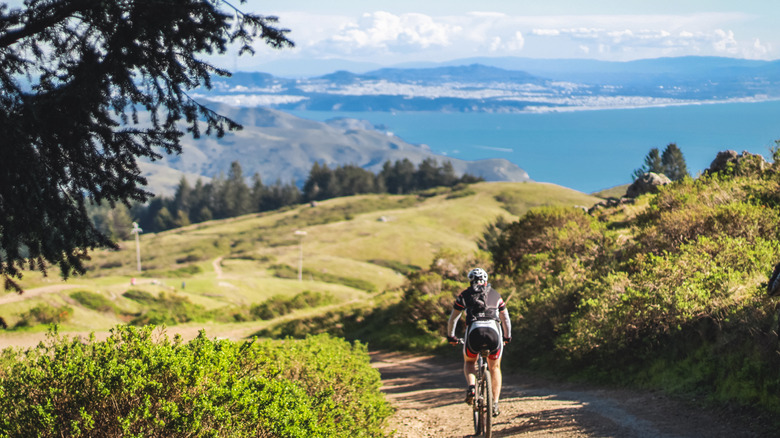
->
xmin=141 ymin=105 xmax=530 ymax=196
xmin=196 ymin=56 xmax=780 ymax=113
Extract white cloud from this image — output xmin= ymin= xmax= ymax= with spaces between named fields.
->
xmin=529 ymin=21 xmax=765 ymax=59
xmin=748 ymin=38 xmax=771 ymax=58
xmin=329 ymin=11 xmax=461 ymax=51
xmin=532 ymin=29 xmax=561 ymax=37
xmin=712 ymin=29 xmax=738 ymax=53
xmin=239 ymin=10 xmax=776 ymax=66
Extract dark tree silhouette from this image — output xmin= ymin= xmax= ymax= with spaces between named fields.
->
xmin=633 ymin=147 xmax=663 ymax=180
xmin=661 ymin=143 xmax=689 ymax=181
xmin=0 ymin=0 xmax=293 ymax=291
xmin=633 ymin=143 xmax=689 ymax=182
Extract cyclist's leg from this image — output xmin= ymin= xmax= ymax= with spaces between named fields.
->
xmin=464 ymin=351 xmax=477 ymax=386
xmin=463 ymin=350 xmax=478 ymax=404
xmin=487 ymin=355 xmax=502 ymax=402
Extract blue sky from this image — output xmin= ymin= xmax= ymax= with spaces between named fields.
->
xmin=224 ymin=0 xmax=779 ymax=73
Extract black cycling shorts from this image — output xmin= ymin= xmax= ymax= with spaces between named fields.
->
xmin=465 ymin=320 xmax=502 ymax=359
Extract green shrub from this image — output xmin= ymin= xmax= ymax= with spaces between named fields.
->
xmin=14 ymin=303 xmax=74 ymax=328
xmin=175 ymin=252 xmax=206 ymax=263
xmin=369 ymin=259 xmax=421 ymax=275
xmin=122 ymin=290 xmax=207 ymax=326
xmin=279 ymin=196 xmax=419 ymax=228
xmin=0 ymin=326 xmax=391 ymax=437
xmin=272 ymin=264 xmax=377 ymax=292
xmin=250 ymin=291 xmax=336 ymax=320
xmin=70 ymin=290 xmax=116 ymax=313
xmin=167 ymin=264 xmax=204 ymax=278
xmin=461 ymin=170 xmax=780 ymax=416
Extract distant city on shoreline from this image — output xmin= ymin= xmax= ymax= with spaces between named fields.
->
xmin=194 ymin=56 xmax=780 ymax=114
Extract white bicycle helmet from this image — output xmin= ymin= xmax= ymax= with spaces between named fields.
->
xmin=467 ymin=267 xmax=488 ymax=284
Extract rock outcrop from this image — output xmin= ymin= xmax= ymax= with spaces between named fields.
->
xmin=625 ymin=172 xmax=671 ymax=198
xmin=706 ymin=150 xmax=769 ymax=176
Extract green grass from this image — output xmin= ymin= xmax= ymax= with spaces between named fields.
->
xmin=591 ymin=183 xmax=631 ymax=199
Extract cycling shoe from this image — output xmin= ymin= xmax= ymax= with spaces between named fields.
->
xmin=465 ymin=386 xmax=475 ymax=405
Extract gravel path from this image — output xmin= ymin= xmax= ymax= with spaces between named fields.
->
xmin=371 ymin=351 xmax=769 ymax=437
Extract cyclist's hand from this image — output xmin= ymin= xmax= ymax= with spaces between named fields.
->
xmin=447 ymin=335 xmax=459 ymax=345
xmin=503 ymin=337 xmax=511 ymax=345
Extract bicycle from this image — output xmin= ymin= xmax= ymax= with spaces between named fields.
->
xmin=458 ymin=339 xmax=494 ymax=437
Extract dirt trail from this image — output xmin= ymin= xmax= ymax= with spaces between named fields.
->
xmin=0 ymin=284 xmax=82 ymax=305
xmin=371 ymin=351 xmax=768 ymax=438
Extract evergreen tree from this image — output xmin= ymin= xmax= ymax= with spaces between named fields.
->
xmin=262 ymin=179 xmax=301 ymax=211
xmin=416 ymin=158 xmax=442 ymax=190
xmin=440 ymin=161 xmax=459 ymax=187
xmin=174 ymin=210 xmax=191 ymax=228
xmin=303 ymin=162 xmax=339 ymax=201
xmin=209 ymin=173 xmax=227 ymax=219
xmin=172 ymin=177 xmax=193 ymax=220
xmin=153 ymin=207 xmax=176 ymax=231
xmin=335 ymin=165 xmax=376 ymax=196
xmin=189 ymin=179 xmax=212 ymax=223
xmin=633 ymin=148 xmax=664 ymax=180
xmin=221 ymin=161 xmax=252 ymax=217
xmin=0 ymin=0 xmax=292 ymax=291
xmin=109 ymin=206 xmax=135 ymax=241
xmin=250 ymin=173 xmax=265 ymax=212
xmin=661 ymin=143 xmax=689 ymax=181
xmin=88 ymin=204 xmax=133 ymax=242
xmin=383 ymin=159 xmax=416 ymax=194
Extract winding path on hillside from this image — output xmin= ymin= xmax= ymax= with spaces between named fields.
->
xmin=371 ymin=351 xmax=768 ymax=438
xmin=0 ymin=284 xmax=81 ymax=305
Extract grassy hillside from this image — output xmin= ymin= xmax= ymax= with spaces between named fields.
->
xmin=0 ymin=181 xmax=599 ymax=346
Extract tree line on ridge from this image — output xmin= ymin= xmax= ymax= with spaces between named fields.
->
xmin=90 ymin=158 xmax=483 ymax=238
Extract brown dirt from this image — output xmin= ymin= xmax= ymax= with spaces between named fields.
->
xmin=371 ymin=351 xmax=771 ymax=438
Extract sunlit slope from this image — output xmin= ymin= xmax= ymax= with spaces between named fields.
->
xmin=1 ymin=182 xmax=599 ymax=341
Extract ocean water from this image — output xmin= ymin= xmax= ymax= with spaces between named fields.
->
xmin=289 ymin=100 xmax=780 ymax=193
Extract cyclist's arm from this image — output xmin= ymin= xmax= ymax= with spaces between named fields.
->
xmin=499 ymin=307 xmax=511 ymax=338
xmin=447 ymin=309 xmax=462 ymax=338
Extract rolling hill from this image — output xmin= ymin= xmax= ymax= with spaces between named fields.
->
xmin=141 ymin=105 xmax=530 ymax=196
xmin=0 ymin=181 xmax=599 ymax=347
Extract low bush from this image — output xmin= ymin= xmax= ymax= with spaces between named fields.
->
xmin=167 ymin=264 xmax=204 ymax=278
xmin=250 ymin=291 xmax=337 ymax=320
xmin=175 ymin=252 xmax=206 ymax=264
xmin=122 ymin=290 xmax=208 ymax=326
xmin=279 ymin=196 xmax=419 ymax=228
xmin=0 ymin=326 xmax=392 ymax=437
xmin=369 ymin=259 xmax=421 ymax=275
xmin=272 ymin=264 xmax=377 ymax=292
xmin=13 ymin=303 xmax=74 ymax=329
xmin=70 ymin=290 xmax=116 ymax=313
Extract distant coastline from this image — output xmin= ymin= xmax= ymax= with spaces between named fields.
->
xmin=198 ymin=94 xmax=780 ymax=114
xmin=521 ymin=96 xmax=780 ymax=114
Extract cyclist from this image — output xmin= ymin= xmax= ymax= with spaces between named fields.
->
xmin=447 ymin=267 xmax=511 ymax=417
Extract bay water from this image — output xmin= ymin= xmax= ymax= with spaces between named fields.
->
xmin=290 ymin=100 xmax=780 ymax=193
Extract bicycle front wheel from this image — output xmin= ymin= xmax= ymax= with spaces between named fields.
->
xmin=472 ymin=400 xmax=479 ymax=435
xmin=484 ymin=368 xmax=493 ymax=438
